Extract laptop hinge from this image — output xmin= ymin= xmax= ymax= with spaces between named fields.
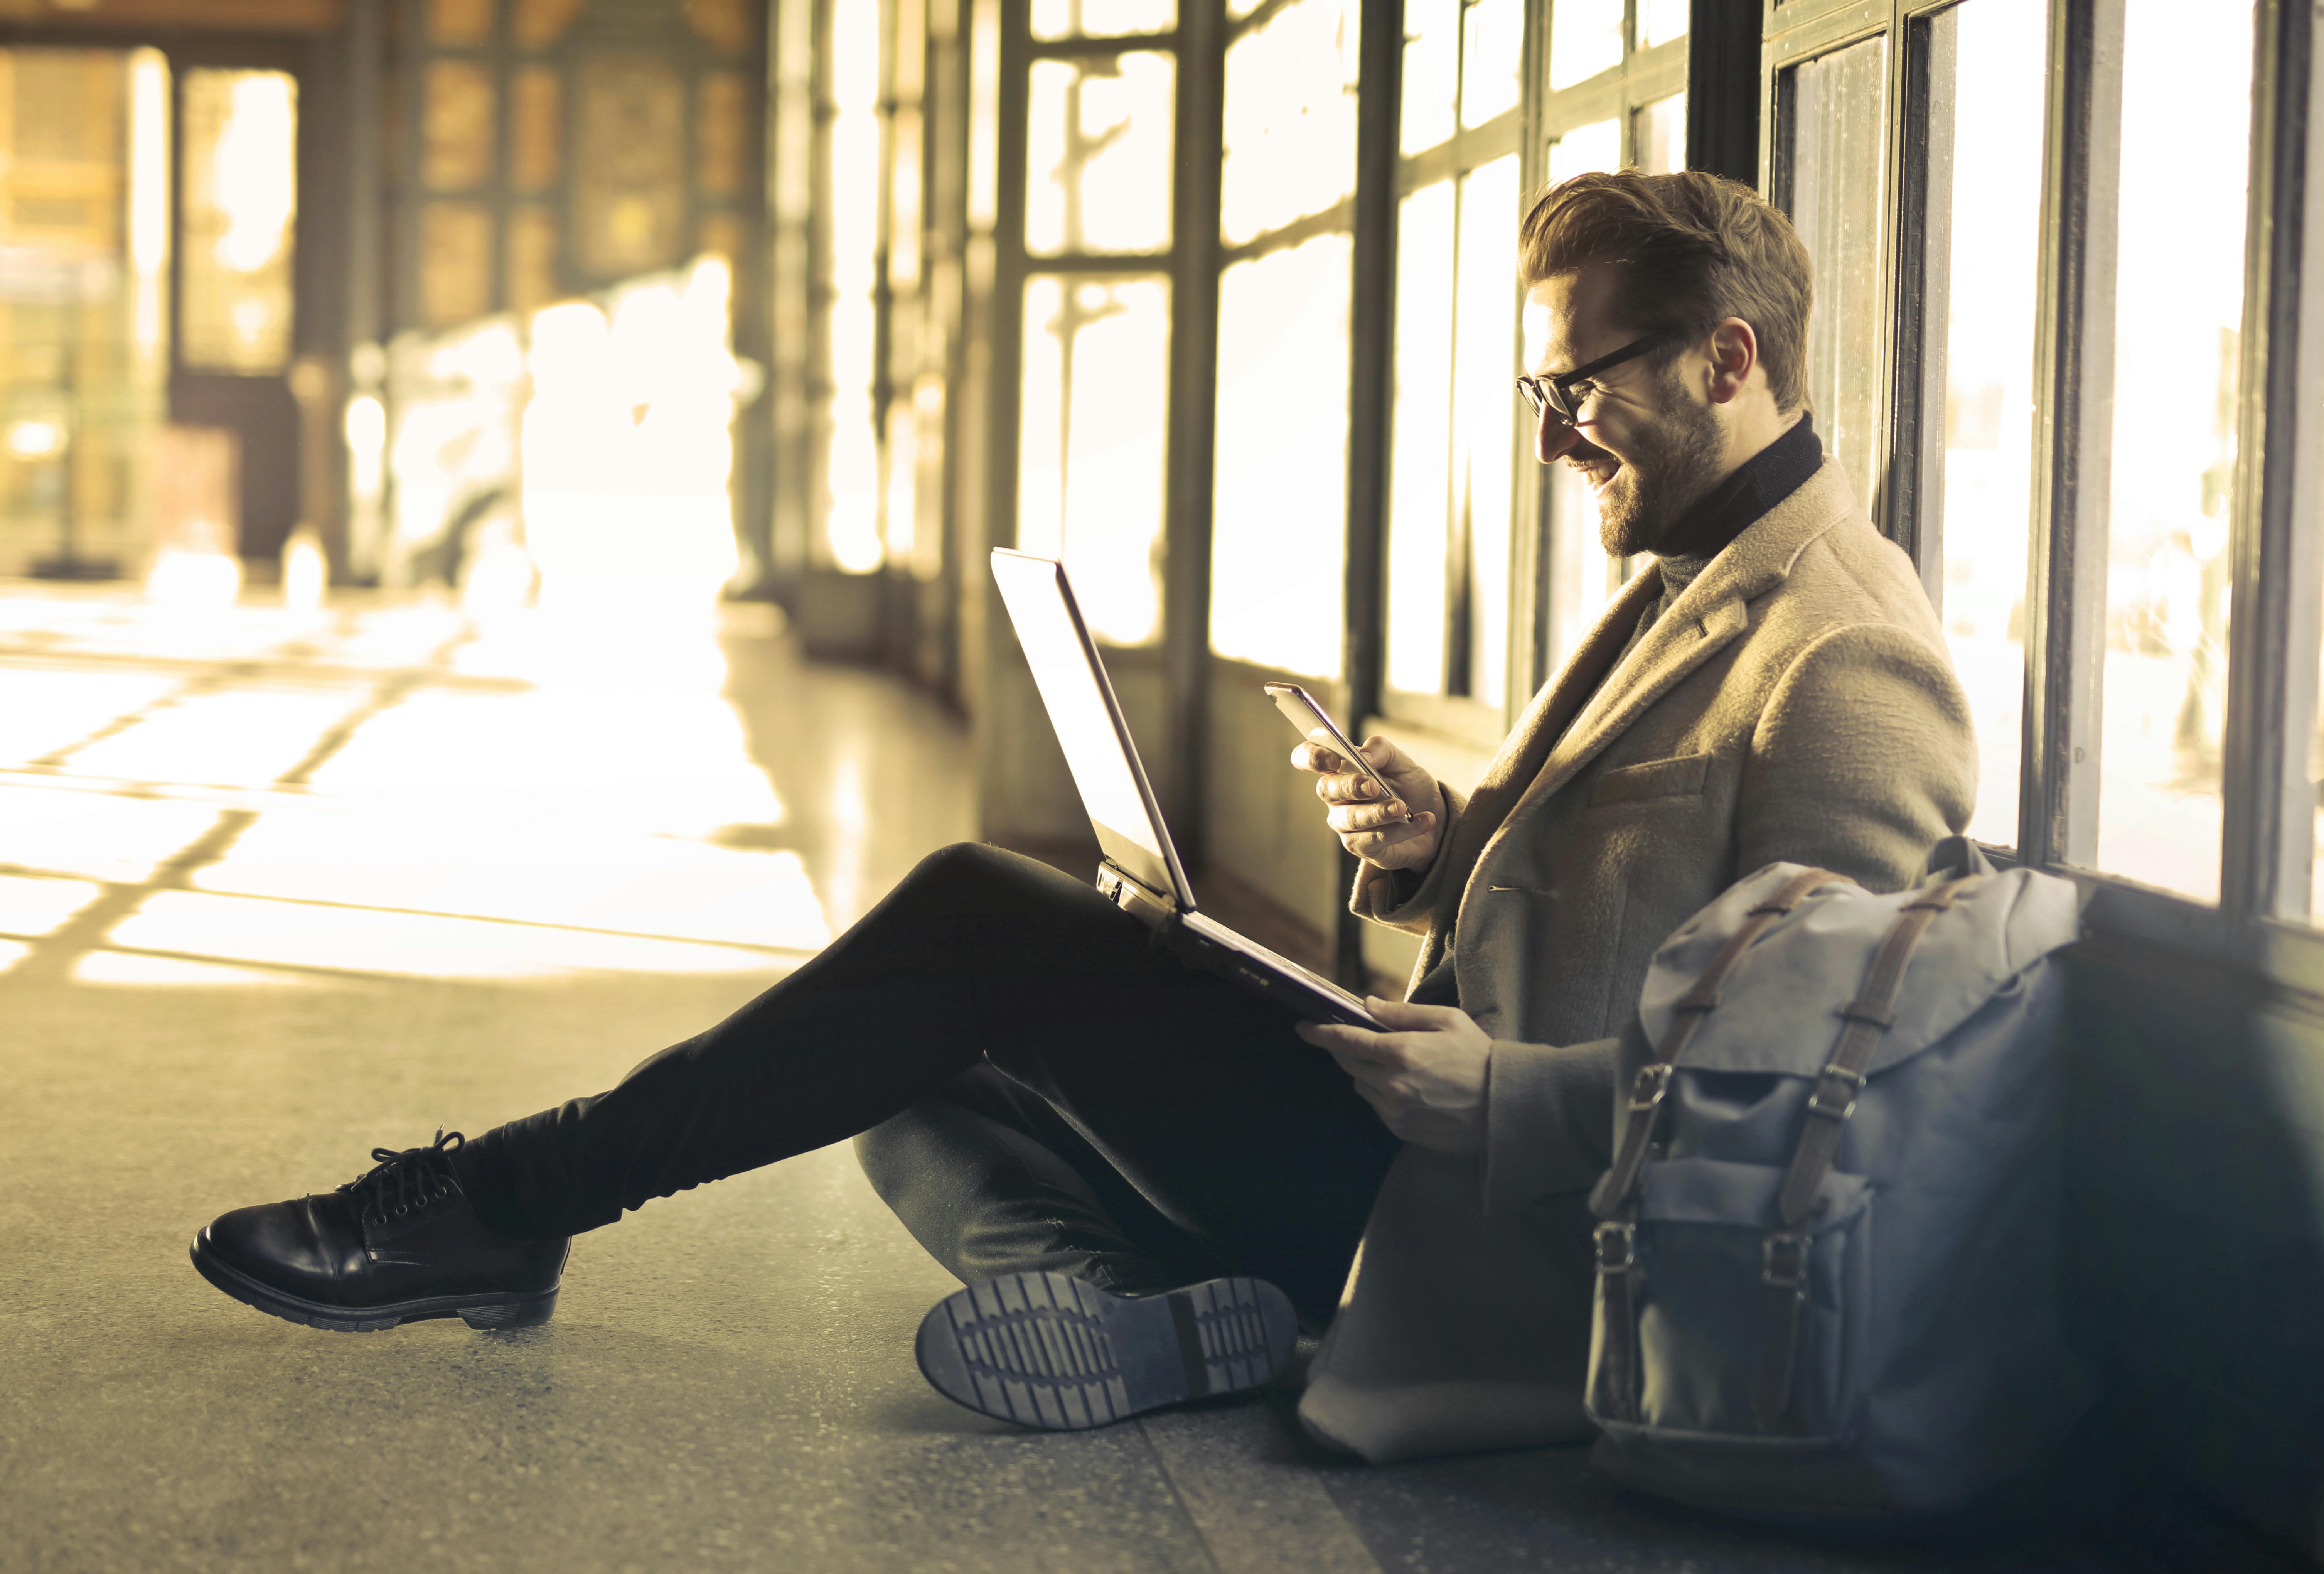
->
xmin=1095 ymin=861 xmax=1180 ymax=930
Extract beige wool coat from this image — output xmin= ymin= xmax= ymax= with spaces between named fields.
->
xmin=1298 ymin=459 xmax=1979 ymax=1463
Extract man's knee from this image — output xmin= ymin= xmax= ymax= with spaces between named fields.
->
xmin=852 ymin=1115 xmax=918 ymax=1208
xmin=891 ymin=841 xmax=1083 ymax=923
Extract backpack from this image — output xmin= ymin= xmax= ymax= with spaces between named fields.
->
xmin=1583 ymin=838 xmax=2091 ymax=1519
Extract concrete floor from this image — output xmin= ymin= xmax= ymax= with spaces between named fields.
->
xmin=0 ymin=582 xmax=2297 ymax=1573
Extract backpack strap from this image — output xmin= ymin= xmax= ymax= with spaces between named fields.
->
xmin=1752 ymin=874 xmax=1985 ymax=1431
xmin=1589 ymin=865 xmax=1841 ymax=1424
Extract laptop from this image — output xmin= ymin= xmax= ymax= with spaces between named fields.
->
xmin=990 ymin=548 xmax=1382 ymax=1029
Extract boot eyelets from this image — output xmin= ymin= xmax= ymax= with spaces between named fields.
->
xmin=393 ymin=1205 xmax=407 ymax=1217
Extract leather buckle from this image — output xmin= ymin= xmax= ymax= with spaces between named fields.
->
xmin=1761 ymin=1231 xmax=1811 ymax=1292
xmin=1807 ymin=1063 xmax=1866 ymax=1120
xmin=1628 ymin=1062 xmax=1674 ymax=1113
xmin=1595 ymin=1221 xmax=1636 ymax=1274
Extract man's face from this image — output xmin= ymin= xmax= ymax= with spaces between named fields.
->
xmin=1523 ymin=265 xmax=1726 ymax=558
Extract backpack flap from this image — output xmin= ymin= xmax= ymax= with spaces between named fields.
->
xmin=1635 ymin=863 xmax=2080 ymax=1080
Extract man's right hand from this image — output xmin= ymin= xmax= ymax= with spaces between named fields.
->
xmin=1291 ymin=730 xmax=1444 ymax=871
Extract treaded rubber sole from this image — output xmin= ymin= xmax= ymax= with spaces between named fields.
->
xmin=914 ymin=1272 xmax=1296 ymax=1431
xmin=189 ymin=1237 xmax=558 ymax=1333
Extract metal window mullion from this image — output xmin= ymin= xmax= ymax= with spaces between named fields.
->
xmin=985 ymin=0 xmax=1031 ymax=565
xmin=2018 ymin=0 xmax=2121 ymax=872
xmin=1337 ymin=0 xmax=1400 ymax=989
xmin=2221 ymin=0 xmax=2319 ymax=931
xmin=1888 ymin=5 xmax=1953 ymax=602
xmin=1512 ymin=0 xmax=1548 ymax=713
xmin=1163 ymin=0 xmax=1223 ymax=870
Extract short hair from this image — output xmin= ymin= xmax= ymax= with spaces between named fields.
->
xmin=1518 ymin=169 xmax=1813 ymax=414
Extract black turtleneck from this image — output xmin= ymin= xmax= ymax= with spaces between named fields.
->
xmin=1660 ymin=410 xmax=1823 ymax=561
xmin=1614 ymin=413 xmax=1824 ymax=666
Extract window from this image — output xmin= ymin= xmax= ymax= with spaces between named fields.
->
xmin=821 ymin=0 xmax=885 ymax=572
xmin=1013 ymin=15 xmax=1178 ymax=644
xmin=1908 ymin=0 xmax=2049 ymax=851
xmin=2090 ymin=0 xmax=2253 ymax=902
xmin=1208 ymin=0 xmax=1360 ymax=677
xmin=1761 ymin=0 xmax=2324 ymax=961
xmin=1382 ymin=0 xmax=1524 ymax=727
xmin=1535 ymin=3 xmax=1686 ymax=681
xmin=181 ymin=69 xmax=297 ymax=373
xmin=1778 ymin=34 xmax=1887 ymax=518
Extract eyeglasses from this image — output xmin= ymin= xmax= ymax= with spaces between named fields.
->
xmin=1516 ymin=329 xmax=1677 ymax=425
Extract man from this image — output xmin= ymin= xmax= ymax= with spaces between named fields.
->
xmin=192 ymin=171 xmax=1973 ymax=1456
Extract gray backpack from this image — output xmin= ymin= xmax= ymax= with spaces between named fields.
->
xmin=1583 ymin=840 xmax=2091 ymax=1518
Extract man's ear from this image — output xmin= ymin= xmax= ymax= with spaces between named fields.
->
xmin=1706 ymin=317 xmax=1759 ymax=405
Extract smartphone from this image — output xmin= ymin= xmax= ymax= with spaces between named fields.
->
xmin=1264 ymin=681 xmax=1413 ymax=823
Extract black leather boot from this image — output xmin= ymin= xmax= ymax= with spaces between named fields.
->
xmin=915 ymin=1272 xmax=1298 ymax=1429
xmin=190 ymin=1131 xmax=569 ymax=1333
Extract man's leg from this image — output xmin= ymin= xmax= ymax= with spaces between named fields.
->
xmin=854 ymin=1065 xmax=1222 ymax=1301
xmin=191 ymin=842 xmax=1379 ymax=1340
xmin=455 ymin=842 xmax=1342 ymax=1238
xmin=864 ymin=1018 xmax=1400 ymax=1432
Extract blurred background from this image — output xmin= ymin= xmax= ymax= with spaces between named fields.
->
xmin=0 ymin=2 xmax=2318 ymax=1570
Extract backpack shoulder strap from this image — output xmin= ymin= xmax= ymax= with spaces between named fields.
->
xmin=1589 ymin=865 xmax=1840 ymax=1426
xmin=1753 ymin=874 xmax=1984 ymax=1429
xmin=1589 ymin=865 xmax=1843 ymax=1218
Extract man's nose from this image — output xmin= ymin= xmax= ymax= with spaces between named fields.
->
xmin=1534 ymin=405 xmax=1583 ymax=465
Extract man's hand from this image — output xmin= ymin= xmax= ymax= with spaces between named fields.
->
xmin=1296 ymin=999 xmax=1490 ymax=1152
xmin=1290 ymin=731 xmax=1444 ymax=871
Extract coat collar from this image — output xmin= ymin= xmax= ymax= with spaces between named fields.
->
xmin=1433 ymin=459 xmax=1861 ymax=933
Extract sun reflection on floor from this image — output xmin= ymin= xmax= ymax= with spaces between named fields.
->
xmin=0 ymin=582 xmax=829 ymax=986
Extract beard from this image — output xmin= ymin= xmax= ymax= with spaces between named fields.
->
xmin=1579 ymin=378 xmax=1729 ymax=558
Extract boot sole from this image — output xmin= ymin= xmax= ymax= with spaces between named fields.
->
xmin=915 ymin=1272 xmax=1296 ymax=1431
xmin=190 ymin=1235 xmax=558 ymax=1333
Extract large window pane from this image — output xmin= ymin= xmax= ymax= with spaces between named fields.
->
xmin=2091 ymin=0 xmax=2253 ymax=901
xmin=1221 ymin=0 xmax=1358 ymax=246
xmin=1783 ymin=35 xmax=1888 ymax=516
xmin=1635 ymin=89 xmax=1685 ymax=175
xmin=1031 ymin=0 xmax=1173 ymax=39
xmin=1459 ymin=0 xmax=1521 ymax=128
xmin=1210 ymin=234 xmax=1351 ymax=676
xmin=1386 ymin=181 xmax=1455 ymax=696
xmin=822 ymin=0 xmax=882 ymax=570
xmin=1449 ymin=155 xmax=1520 ymax=708
xmin=1547 ymin=0 xmax=1622 ymax=90
xmin=180 ymin=68 xmax=296 ymax=373
xmin=1638 ymin=0 xmax=1688 ymax=50
xmin=1013 ymin=273 xmax=1162 ymax=641
xmin=1017 ymin=275 xmax=1170 ymax=645
xmin=1026 ymin=52 xmax=1174 ymax=257
xmin=1400 ymin=0 xmax=1457 ymax=155
xmin=1930 ymin=0 xmax=2046 ymax=850
xmin=1541 ymin=120 xmax=1626 ymax=678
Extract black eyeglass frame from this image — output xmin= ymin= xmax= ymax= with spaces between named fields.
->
xmin=1516 ymin=329 xmax=1679 ymax=424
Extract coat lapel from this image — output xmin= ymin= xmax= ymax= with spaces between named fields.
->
xmin=1417 ymin=567 xmax=1660 ymax=941
xmin=1431 ymin=460 xmax=1860 ymax=935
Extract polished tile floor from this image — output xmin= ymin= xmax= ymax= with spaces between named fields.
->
xmin=0 ymin=582 xmax=2294 ymax=1573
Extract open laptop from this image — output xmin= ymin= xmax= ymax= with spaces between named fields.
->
xmin=991 ymin=548 xmax=1382 ymax=1029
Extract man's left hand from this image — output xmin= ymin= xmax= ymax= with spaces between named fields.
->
xmin=1296 ymin=999 xmax=1491 ymax=1153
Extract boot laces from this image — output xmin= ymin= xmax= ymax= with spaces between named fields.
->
xmin=342 ymin=1129 xmax=465 ymax=1226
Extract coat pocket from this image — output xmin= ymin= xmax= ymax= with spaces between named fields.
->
xmin=1589 ymin=751 xmax=1712 ymax=808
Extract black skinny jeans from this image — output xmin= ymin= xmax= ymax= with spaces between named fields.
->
xmin=459 ymin=842 xmax=1401 ymax=1324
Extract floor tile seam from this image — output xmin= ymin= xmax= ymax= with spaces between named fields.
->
xmin=0 ymin=860 xmax=831 ymax=958
xmin=0 ymin=647 xmax=531 ymax=692
xmin=27 ymin=667 xmax=223 ymax=771
xmin=1134 ymin=1417 xmax=1231 ymax=1574
xmin=1 ymin=807 xmax=261 ymax=984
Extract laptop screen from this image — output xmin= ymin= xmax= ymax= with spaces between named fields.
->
xmin=989 ymin=550 xmax=1189 ymax=906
